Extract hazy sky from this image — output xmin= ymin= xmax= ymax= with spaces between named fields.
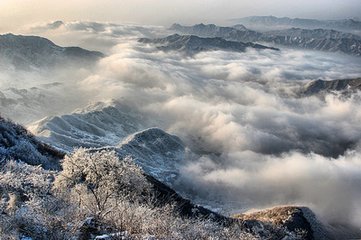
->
xmin=0 ymin=0 xmax=360 ymax=31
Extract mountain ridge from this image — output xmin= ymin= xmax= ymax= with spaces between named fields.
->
xmin=170 ymin=23 xmax=361 ymax=56
xmin=0 ymin=33 xmax=104 ymax=70
xmin=139 ymin=33 xmax=279 ymax=54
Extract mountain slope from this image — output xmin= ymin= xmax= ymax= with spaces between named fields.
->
xmin=170 ymin=23 xmax=361 ymax=56
xmin=139 ymin=34 xmax=278 ymax=54
xmin=0 ymin=33 xmax=104 ymax=70
xmin=117 ymin=128 xmax=185 ymax=185
xmin=0 ymin=116 xmax=63 ymax=169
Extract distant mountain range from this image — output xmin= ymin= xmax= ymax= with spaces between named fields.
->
xmin=170 ymin=23 xmax=262 ymax=43
xmin=170 ymin=23 xmax=361 ymax=56
xmin=0 ymin=84 xmax=68 ymax=124
xmin=139 ymin=34 xmax=278 ymax=54
xmin=232 ymin=16 xmax=361 ymax=32
xmin=0 ymin=33 xmax=103 ymax=70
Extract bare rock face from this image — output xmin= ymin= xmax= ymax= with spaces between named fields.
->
xmin=234 ymin=206 xmax=331 ymax=240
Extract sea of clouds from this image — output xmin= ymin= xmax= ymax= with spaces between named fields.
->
xmin=2 ymin=21 xmax=361 ymax=227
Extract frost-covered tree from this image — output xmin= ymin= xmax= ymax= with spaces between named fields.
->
xmin=54 ymin=148 xmax=151 ymax=217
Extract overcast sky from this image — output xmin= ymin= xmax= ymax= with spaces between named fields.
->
xmin=1 ymin=0 xmax=360 ymax=31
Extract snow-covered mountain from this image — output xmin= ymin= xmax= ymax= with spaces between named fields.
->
xmin=0 ymin=83 xmax=68 ymax=124
xmin=28 ymin=100 xmax=186 ymax=185
xmin=0 ymin=33 xmax=103 ymax=70
xmin=139 ymin=34 xmax=278 ymax=54
xmin=29 ymin=100 xmax=149 ymax=151
xmin=170 ymin=23 xmax=361 ymax=56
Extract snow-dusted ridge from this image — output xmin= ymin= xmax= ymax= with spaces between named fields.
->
xmin=28 ymin=100 xmax=149 ymax=151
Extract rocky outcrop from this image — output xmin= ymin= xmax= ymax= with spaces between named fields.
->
xmin=234 ymin=206 xmax=332 ymax=240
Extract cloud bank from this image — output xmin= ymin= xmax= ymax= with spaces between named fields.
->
xmin=2 ymin=21 xmax=361 ymax=227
